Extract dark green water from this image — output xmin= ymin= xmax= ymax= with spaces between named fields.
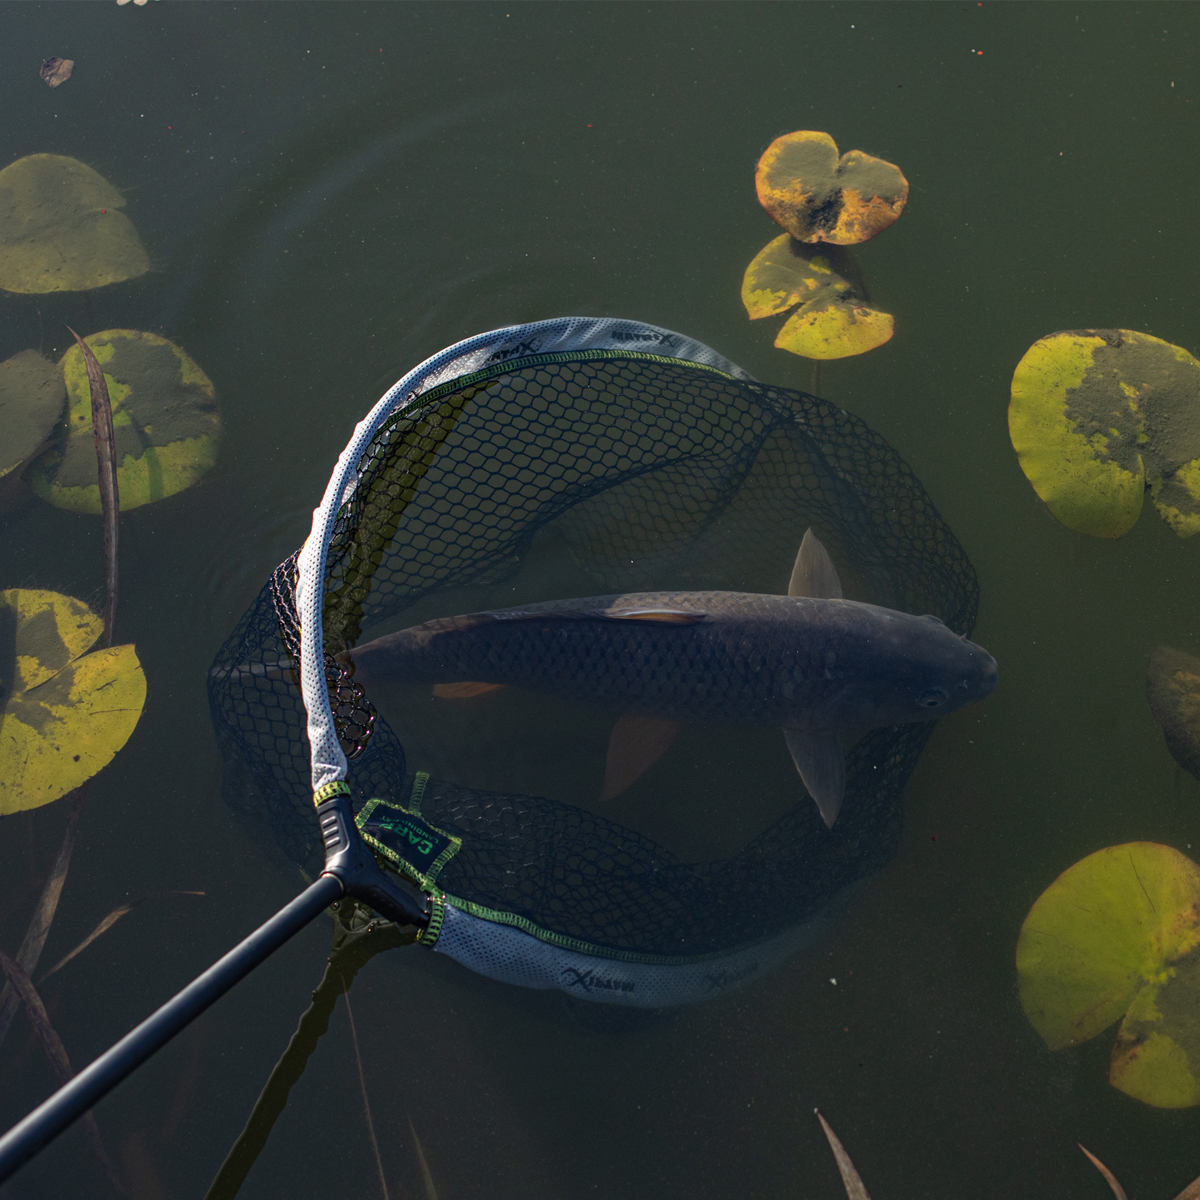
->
xmin=2 ymin=2 xmax=1200 ymax=1197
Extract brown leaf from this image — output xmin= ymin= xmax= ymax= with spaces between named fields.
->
xmin=816 ymin=1110 xmax=872 ymax=1200
xmin=1079 ymin=1145 xmax=1129 ymax=1200
xmin=66 ymin=327 xmax=119 ymax=647
xmin=39 ymin=58 xmax=74 ymax=88
xmin=40 ymin=890 xmax=205 ymax=981
xmin=0 ymin=789 xmax=84 ymax=1052
xmin=0 ymin=947 xmax=125 ymax=1195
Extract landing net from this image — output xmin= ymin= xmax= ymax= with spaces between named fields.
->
xmin=208 ymin=317 xmax=978 ymax=1007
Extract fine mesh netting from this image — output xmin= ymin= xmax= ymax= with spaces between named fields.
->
xmin=209 ymin=319 xmax=979 ymax=1000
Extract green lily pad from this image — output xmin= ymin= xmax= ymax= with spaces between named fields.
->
xmin=0 ymin=154 xmax=149 ymax=294
xmin=1017 ymin=842 xmax=1200 ymax=1108
xmin=0 ymin=350 xmax=65 ymax=480
xmin=27 ymin=329 xmax=220 ymax=513
xmin=0 ymin=589 xmax=145 ymax=814
xmin=1008 ymin=329 xmax=1200 ymax=539
xmin=1146 ymin=645 xmax=1200 ymax=780
xmin=742 ymin=234 xmax=893 ymax=360
xmin=755 ymin=130 xmax=908 ymax=246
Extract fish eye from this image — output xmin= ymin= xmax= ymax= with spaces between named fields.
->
xmin=917 ymin=686 xmax=948 ymax=708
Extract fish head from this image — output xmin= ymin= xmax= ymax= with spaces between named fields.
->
xmin=830 ymin=610 xmax=998 ymax=729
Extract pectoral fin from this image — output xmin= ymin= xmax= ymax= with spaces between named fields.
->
xmin=788 ymin=529 xmax=844 ymax=600
xmin=432 ymin=681 xmax=506 ymax=699
xmin=783 ymin=728 xmax=845 ymax=828
xmin=599 ymin=608 xmax=708 ymax=623
xmin=601 ymin=714 xmax=684 ymax=801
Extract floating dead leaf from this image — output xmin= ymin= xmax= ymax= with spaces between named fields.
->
xmin=742 ymin=234 xmax=893 ymax=360
xmin=0 ymin=154 xmax=148 ymax=293
xmin=1147 ymin=646 xmax=1200 ymax=779
xmin=815 ymin=1110 xmax=872 ymax=1200
xmin=39 ymin=58 xmax=74 ymax=88
xmin=0 ymin=947 xmax=126 ymax=1194
xmin=1079 ymin=1145 xmax=1129 ymax=1200
xmin=756 ymin=131 xmax=908 ymax=245
xmin=0 ymin=589 xmax=145 ymax=814
xmin=40 ymin=891 xmax=205 ymax=980
xmin=1008 ymin=329 xmax=1200 ymax=539
xmin=0 ymin=350 xmax=66 ymax=481
xmin=28 ymin=328 xmax=220 ymax=513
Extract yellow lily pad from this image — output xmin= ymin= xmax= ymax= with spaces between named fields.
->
xmin=1017 ymin=843 xmax=1200 ymax=1051
xmin=1146 ymin=645 xmax=1200 ymax=780
xmin=27 ymin=329 xmax=219 ymax=513
xmin=755 ymin=131 xmax=908 ymax=246
xmin=741 ymin=234 xmax=893 ymax=360
xmin=1009 ymin=329 xmax=1200 ymax=539
xmin=0 ymin=350 xmax=65 ymax=479
xmin=0 ymin=154 xmax=149 ymax=294
xmin=0 ymin=589 xmax=145 ymax=814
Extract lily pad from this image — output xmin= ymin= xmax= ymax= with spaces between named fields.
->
xmin=0 ymin=350 xmax=65 ymax=479
xmin=0 ymin=154 xmax=149 ymax=294
xmin=1147 ymin=646 xmax=1200 ymax=780
xmin=742 ymin=234 xmax=893 ymax=360
xmin=1008 ymin=329 xmax=1200 ymax=539
xmin=0 ymin=589 xmax=145 ymax=814
xmin=27 ymin=329 xmax=219 ymax=513
xmin=1017 ymin=842 xmax=1200 ymax=1107
xmin=755 ymin=131 xmax=908 ymax=246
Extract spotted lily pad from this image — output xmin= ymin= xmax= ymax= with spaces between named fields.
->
xmin=0 ymin=154 xmax=149 ymax=294
xmin=0 ymin=589 xmax=145 ymax=814
xmin=755 ymin=131 xmax=908 ymax=246
xmin=1147 ymin=646 xmax=1200 ymax=779
xmin=28 ymin=329 xmax=219 ymax=513
xmin=742 ymin=234 xmax=893 ymax=360
xmin=1008 ymin=330 xmax=1200 ymax=539
xmin=1017 ymin=842 xmax=1200 ymax=1107
xmin=0 ymin=350 xmax=65 ymax=480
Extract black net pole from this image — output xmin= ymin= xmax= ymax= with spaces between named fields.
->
xmin=0 ymin=873 xmax=344 ymax=1187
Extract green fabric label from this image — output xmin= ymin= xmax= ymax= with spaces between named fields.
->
xmin=356 ymin=794 xmax=460 ymax=885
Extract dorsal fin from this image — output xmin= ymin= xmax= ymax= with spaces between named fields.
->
xmin=788 ymin=528 xmax=844 ymax=599
xmin=598 ymin=607 xmax=707 ymax=624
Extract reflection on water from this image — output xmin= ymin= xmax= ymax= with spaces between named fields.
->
xmin=2 ymin=3 xmax=1200 ymax=1198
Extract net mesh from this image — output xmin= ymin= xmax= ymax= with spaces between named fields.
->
xmin=209 ymin=349 xmax=978 ymax=963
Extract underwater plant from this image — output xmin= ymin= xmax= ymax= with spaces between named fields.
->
xmin=1008 ymin=329 xmax=1200 ymax=539
xmin=0 ymin=154 xmax=148 ymax=293
xmin=27 ymin=328 xmax=220 ymax=512
xmin=743 ymin=131 xmax=904 ymax=364
xmin=1017 ymin=842 xmax=1200 ymax=1108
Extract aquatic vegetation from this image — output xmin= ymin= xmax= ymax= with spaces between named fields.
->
xmin=1017 ymin=842 xmax=1200 ymax=1107
xmin=28 ymin=328 xmax=220 ymax=513
xmin=1008 ymin=329 xmax=1200 ymax=539
xmin=755 ymin=131 xmax=908 ymax=246
xmin=815 ymin=1110 xmax=872 ymax=1199
xmin=743 ymin=131 xmax=903 ymax=363
xmin=0 ymin=350 xmax=66 ymax=493
xmin=1080 ymin=1142 xmax=1200 ymax=1199
xmin=0 ymin=154 xmax=148 ymax=293
xmin=741 ymin=234 xmax=893 ymax=359
xmin=0 ymin=588 xmax=145 ymax=815
xmin=1146 ymin=646 xmax=1200 ymax=779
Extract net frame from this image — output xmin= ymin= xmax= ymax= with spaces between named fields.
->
xmin=294 ymin=318 xmax=749 ymax=796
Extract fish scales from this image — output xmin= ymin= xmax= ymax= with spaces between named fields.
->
xmin=348 ymin=590 xmax=989 ymax=733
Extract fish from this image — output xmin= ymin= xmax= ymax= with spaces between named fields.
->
xmin=342 ymin=531 xmax=998 ymax=827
